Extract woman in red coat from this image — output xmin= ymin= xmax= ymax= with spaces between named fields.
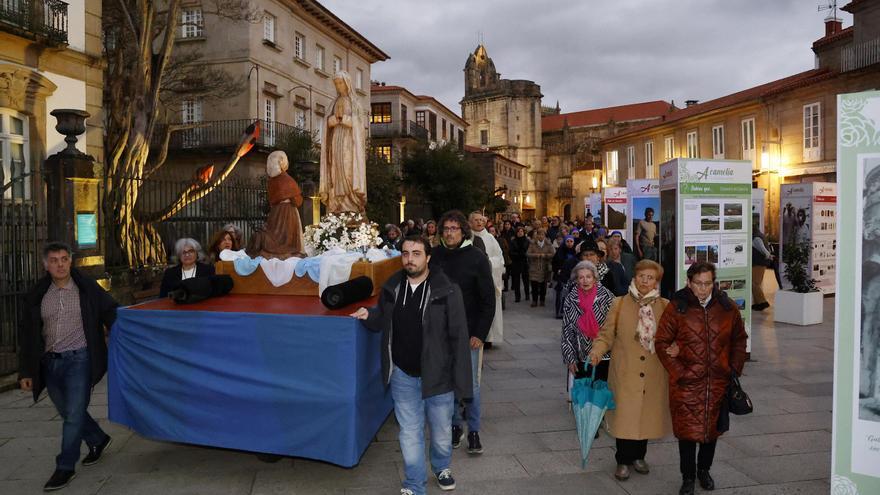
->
xmin=655 ymin=262 xmax=748 ymax=495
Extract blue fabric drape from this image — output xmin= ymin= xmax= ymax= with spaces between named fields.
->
xmin=108 ymin=307 xmax=392 ymax=467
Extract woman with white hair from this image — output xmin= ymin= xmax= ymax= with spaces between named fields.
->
xmin=561 ymin=260 xmax=615 ymax=381
xmin=159 ymin=238 xmax=215 ymax=297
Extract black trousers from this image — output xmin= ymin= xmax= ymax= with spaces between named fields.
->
xmin=509 ymin=265 xmax=529 ymax=300
xmin=530 ymin=280 xmax=547 ymax=303
xmin=679 ymin=439 xmax=717 ymax=479
xmin=615 ymin=438 xmax=648 ymax=465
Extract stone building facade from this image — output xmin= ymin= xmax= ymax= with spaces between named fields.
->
xmin=461 ymin=45 xmax=545 ymax=216
xmin=159 ymin=0 xmax=388 ymax=180
xmin=600 ymin=2 xmax=880 ymax=239
xmin=463 ymin=145 xmax=526 ymax=216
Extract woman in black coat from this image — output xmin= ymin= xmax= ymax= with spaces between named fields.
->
xmin=159 ymin=238 xmax=215 ymax=298
xmin=508 ymin=226 xmax=531 ymax=302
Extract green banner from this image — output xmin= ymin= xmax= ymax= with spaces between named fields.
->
xmin=680 ymin=183 xmax=752 ymax=196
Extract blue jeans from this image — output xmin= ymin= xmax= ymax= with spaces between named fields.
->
xmin=452 ymin=347 xmax=481 ymax=432
xmin=42 ymin=347 xmax=107 ymax=471
xmin=390 ymin=365 xmax=454 ymax=495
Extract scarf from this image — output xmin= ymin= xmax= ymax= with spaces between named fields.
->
xmin=577 ymin=284 xmax=600 ymax=340
xmin=628 ymin=279 xmax=661 ymax=353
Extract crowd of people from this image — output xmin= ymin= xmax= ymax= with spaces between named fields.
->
xmin=18 ymin=211 xmax=747 ymax=495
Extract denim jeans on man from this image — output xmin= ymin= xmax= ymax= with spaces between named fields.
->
xmin=42 ymin=347 xmax=108 ymax=471
xmin=391 ymin=365 xmax=454 ymax=495
xmin=452 ymin=347 xmax=481 ymax=432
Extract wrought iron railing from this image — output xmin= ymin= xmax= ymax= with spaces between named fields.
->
xmin=842 ymin=36 xmax=880 ymax=72
xmin=154 ymin=119 xmax=302 ymax=152
xmin=370 ymin=120 xmax=429 ymax=141
xmin=0 ymin=0 xmax=68 ymax=45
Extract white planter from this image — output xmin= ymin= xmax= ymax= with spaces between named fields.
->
xmin=773 ymin=290 xmax=824 ymax=326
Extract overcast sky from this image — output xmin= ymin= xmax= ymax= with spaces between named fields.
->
xmin=321 ymin=0 xmax=845 ymax=114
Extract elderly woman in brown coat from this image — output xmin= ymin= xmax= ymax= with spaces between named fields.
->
xmin=655 ymin=262 xmax=747 ymax=495
xmin=526 ymin=228 xmax=555 ymax=307
xmin=589 ymin=259 xmax=674 ymax=481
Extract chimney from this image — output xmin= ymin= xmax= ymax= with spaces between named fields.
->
xmin=825 ymin=16 xmax=842 ymax=37
xmin=685 ymin=99 xmax=699 ymax=107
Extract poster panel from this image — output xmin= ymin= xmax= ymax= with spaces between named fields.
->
xmin=628 ymin=179 xmax=660 ymax=261
xmin=751 ymin=188 xmax=765 ymax=233
xmin=604 ymin=187 xmax=629 ymax=244
xmin=832 ymin=90 xmax=880 ymax=494
xmin=779 ymin=183 xmax=836 ymax=294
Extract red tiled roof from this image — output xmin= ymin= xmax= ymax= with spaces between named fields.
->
xmin=603 ymin=68 xmax=835 ymax=143
xmin=812 ymin=26 xmax=854 ymax=49
xmin=542 ymin=101 xmax=673 ymax=132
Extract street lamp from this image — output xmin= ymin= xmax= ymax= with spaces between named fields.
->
xmin=287 ymin=83 xmax=314 ymax=134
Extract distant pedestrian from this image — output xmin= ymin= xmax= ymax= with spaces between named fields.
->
xmin=18 ymin=242 xmax=118 ymax=491
xmin=589 ymin=260 xmax=674 ymax=481
xmin=430 ymin=210 xmax=495 ymax=456
xmin=470 ymin=211 xmax=505 ymax=347
xmin=655 ymin=262 xmax=748 ymax=495
xmin=509 ymin=226 xmax=531 ymax=302
xmin=382 ymin=224 xmax=403 ymax=251
xmin=751 ymin=228 xmax=773 ymax=311
xmin=424 ymin=220 xmax=440 ymax=247
xmin=552 ymin=236 xmax=578 ymax=318
xmin=526 ymin=228 xmax=555 ymax=307
xmin=352 ymin=236 xmax=472 ymax=495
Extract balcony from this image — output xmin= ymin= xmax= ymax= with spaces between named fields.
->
xmin=153 ymin=119 xmax=303 ymax=152
xmin=0 ymin=0 xmax=68 ymax=45
xmin=370 ymin=120 xmax=428 ymax=141
xmin=557 ymin=178 xmax=573 ymax=199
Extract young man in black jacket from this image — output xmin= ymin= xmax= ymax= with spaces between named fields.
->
xmin=429 ymin=210 xmax=496 ymax=455
xmin=18 ymin=242 xmax=118 ymax=491
xmin=352 ymin=236 xmax=472 ymax=494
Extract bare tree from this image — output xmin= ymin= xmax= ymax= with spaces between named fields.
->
xmin=102 ymin=0 xmax=255 ymax=267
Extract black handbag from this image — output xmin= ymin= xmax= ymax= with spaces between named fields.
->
xmin=727 ymin=371 xmax=753 ymax=415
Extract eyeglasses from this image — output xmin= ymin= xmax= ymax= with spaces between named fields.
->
xmin=442 ymin=226 xmax=461 ymax=233
xmin=690 ymin=281 xmax=714 ymax=288
xmin=182 ymin=249 xmax=197 ymax=256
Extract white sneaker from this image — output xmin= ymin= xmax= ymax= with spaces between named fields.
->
xmin=400 ymin=489 xmax=415 ymax=495
xmin=436 ymin=468 xmax=456 ymax=491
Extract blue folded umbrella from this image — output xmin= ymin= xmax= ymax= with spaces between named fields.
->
xmin=570 ymin=366 xmax=616 ymax=468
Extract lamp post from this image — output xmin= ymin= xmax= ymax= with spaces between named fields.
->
xmin=287 ymin=83 xmax=314 ymax=134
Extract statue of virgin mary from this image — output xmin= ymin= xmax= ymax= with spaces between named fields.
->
xmin=319 ymin=71 xmax=367 ymax=214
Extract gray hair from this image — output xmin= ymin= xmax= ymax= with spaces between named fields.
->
xmin=571 ymin=260 xmax=599 ymax=281
xmin=173 ymin=237 xmax=205 ymax=263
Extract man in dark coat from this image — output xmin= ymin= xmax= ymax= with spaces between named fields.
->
xmin=655 ymin=262 xmax=748 ymax=495
xmin=352 ymin=236 xmax=472 ymax=494
xmin=18 ymin=242 xmax=118 ymax=491
xmin=429 ymin=210 xmax=495 ymax=456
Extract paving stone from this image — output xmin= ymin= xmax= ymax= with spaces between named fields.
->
xmin=723 ymin=430 xmax=831 ymax=457
xmin=97 ymin=471 xmax=255 ymax=495
xmin=725 ymin=452 xmax=831 ymax=484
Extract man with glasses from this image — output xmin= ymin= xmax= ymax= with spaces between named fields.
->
xmin=18 ymin=242 xmax=119 ymax=491
xmin=429 ymin=210 xmax=495 ymax=456
xmin=654 ymin=262 xmax=748 ymax=495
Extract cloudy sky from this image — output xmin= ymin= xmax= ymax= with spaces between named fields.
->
xmin=322 ymin=0 xmax=844 ymax=114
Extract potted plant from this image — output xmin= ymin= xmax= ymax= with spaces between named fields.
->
xmin=773 ymin=238 xmax=823 ymax=325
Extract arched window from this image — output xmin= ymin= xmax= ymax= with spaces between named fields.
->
xmin=0 ymin=109 xmax=30 ymax=200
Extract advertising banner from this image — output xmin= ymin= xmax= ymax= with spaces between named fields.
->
xmin=588 ymin=193 xmax=602 ymax=221
xmin=832 ymin=90 xmax=880 ymax=494
xmin=627 ymin=179 xmax=660 ymax=261
xmin=604 ymin=187 xmax=629 ymax=244
xmin=751 ymin=188 xmax=765 ymax=233
xmin=659 ymin=159 xmax=752 ymax=351
xmin=779 ymin=182 xmax=837 ymax=294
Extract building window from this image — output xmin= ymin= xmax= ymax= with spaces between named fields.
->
xmin=686 ymin=131 xmax=698 ymax=158
xmin=401 ymin=104 xmax=408 ymax=124
xmin=265 ymin=97 xmax=277 ymax=146
xmin=428 ymin=112 xmax=437 ymax=141
xmin=333 ymin=56 xmax=343 ymax=74
xmin=263 ymin=13 xmax=275 ymax=43
xmin=181 ymin=100 xmax=203 ymax=148
xmin=441 ymin=118 xmax=447 ymax=140
xmin=415 ymin=110 xmax=425 ymax=129
xmin=480 ymin=129 xmax=489 ymax=146
xmin=355 ymin=68 xmax=364 ymax=90
xmin=664 ymin=135 xmax=675 ymax=160
xmin=741 ymin=118 xmax=755 ymax=162
xmin=803 ymin=102 xmax=821 ymax=162
xmin=712 ymin=124 xmax=724 ymax=159
xmin=370 ymin=103 xmax=392 ymax=124
xmin=180 ymin=8 xmax=204 ymax=38
xmin=450 ymin=123 xmax=455 ymax=142
xmin=0 ymin=110 xmax=30 ymax=200
xmin=645 ymin=141 xmax=654 ymax=178
xmin=375 ymin=145 xmax=391 ymax=163
xmin=458 ymin=129 xmax=464 ymax=144
xmin=606 ymin=150 xmax=619 ymax=185
xmin=315 ymin=45 xmax=325 ymax=71
xmin=626 ymin=145 xmax=636 ymax=179
xmin=295 ymin=109 xmax=306 ymax=129
xmin=294 ymin=32 xmax=305 ymax=60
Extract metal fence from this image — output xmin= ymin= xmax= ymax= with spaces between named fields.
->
xmin=155 ymin=119 xmax=302 ymax=153
xmin=0 ymin=0 xmax=69 ymax=44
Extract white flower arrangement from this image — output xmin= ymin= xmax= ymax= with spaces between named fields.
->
xmin=303 ymin=212 xmax=381 ymax=256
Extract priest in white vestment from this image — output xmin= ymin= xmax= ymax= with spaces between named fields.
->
xmin=469 ymin=211 xmax=504 ymax=345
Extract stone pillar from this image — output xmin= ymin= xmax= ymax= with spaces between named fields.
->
xmin=44 ymin=109 xmax=104 ymax=275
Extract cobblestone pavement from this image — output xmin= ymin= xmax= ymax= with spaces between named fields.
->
xmin=0 ymin=278 xmax=832 ymax=494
